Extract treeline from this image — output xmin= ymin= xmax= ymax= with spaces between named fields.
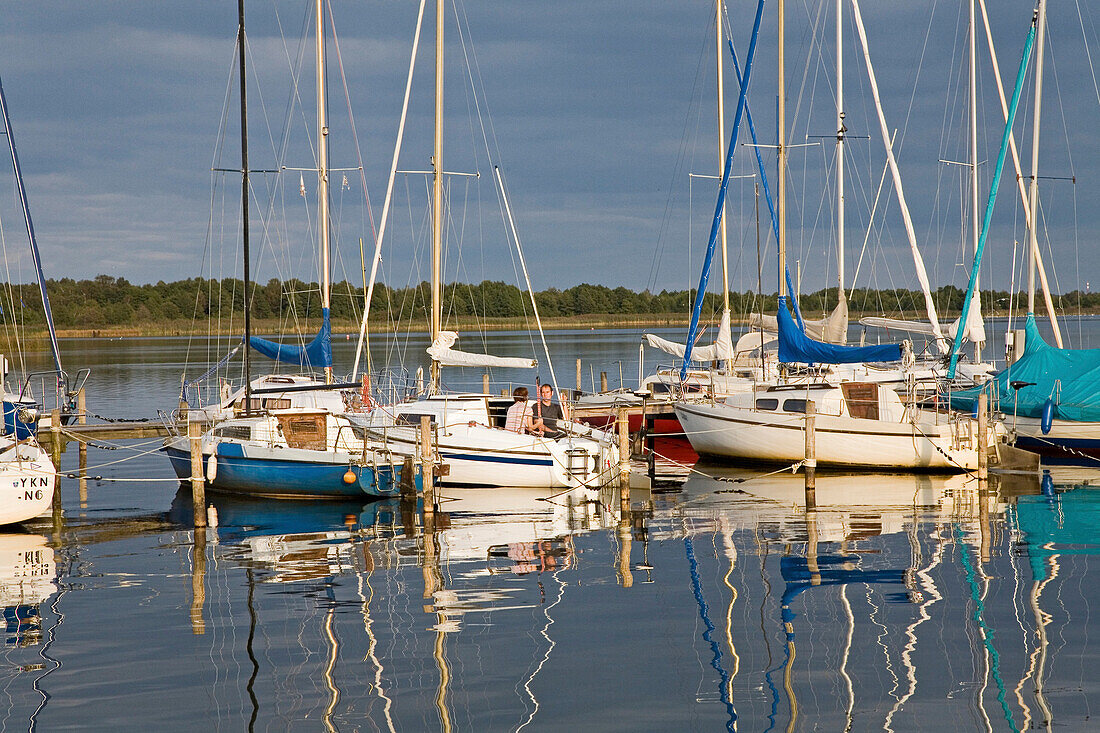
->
xmin=2 ymin=274 xmax=1092 ymax=329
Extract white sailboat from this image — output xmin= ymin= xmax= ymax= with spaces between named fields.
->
xmin=346 ymin=0 xmax=618 ymax=489
xmin=0 ymin=76 xmax=60 ymax=524
xmin=674 ymin=0 xmax=993 ymax=472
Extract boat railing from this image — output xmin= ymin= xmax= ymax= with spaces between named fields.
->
xmin=18 ymin=367 xmax=91 ymax=421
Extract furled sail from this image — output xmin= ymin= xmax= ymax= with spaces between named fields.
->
xmin=250 ymin=307 xmax=333 ymax=369
xmin=427 ymin=331 xmax=536 ymax=369
xmin=647 ymin=310 xmax=734 ymax=362
xmin=777 ymin=299 xmax=901 ymax=365
xmin=751 ymin=297 xmax=849 ymax=344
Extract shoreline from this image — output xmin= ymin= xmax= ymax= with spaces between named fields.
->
xmin=14 ymin=310 xmax=1094 ymax=340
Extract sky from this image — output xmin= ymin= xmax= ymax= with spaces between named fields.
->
xmin=1 ymin=1 xmax=1099 ymax=299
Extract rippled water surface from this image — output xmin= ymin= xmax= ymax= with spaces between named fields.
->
xmin=4 ymin=327 xmax=1100 ymax=730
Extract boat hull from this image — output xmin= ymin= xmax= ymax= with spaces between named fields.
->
xmin=360 ymin=424 xmax=618 ymax=489
xmin=0 ymin=439 xmax=54 ymax=525
xmin=675 ymin=401 xmax=978 ymax=471
xmin=164 ymin=440 xmax=416 ymax=500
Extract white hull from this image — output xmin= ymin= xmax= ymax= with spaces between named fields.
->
xmin=362 ymin=422 xmax=618 ymax=489
xmin=0 ymin=437 xmax=55 ymax=524
xmin=675 ymin=399 xmax=981 ymax=471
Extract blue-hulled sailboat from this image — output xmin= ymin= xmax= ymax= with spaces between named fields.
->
xmin=163 ymin=0 xmax=417 ymax=499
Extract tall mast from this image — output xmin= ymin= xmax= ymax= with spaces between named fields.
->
xmin=835 ymin=0 xmax=845 ymax=301
xmin=716 ymin=0 xmax=731 ymax=372
xmin=315 ymin=0 xmax=332 ymax=384
xmin=430 ymin=0 xmax=444 ymax=393
xmin=238 ymin=0 xmax=252 ymax=413
xmin=1026 ymin=0 xmax=1046 ymax=315
xmin=778 ymin=0 xmax=787 ymax=301
xmin=969 ymin=0 xmax=982 ymax=361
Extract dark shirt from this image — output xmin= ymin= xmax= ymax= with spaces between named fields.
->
xmin=536 ymin=400 xmax=564 ymax=433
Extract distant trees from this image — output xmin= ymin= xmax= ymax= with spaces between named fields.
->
xmin=0 ymin=275 xmax=1081 ymax=331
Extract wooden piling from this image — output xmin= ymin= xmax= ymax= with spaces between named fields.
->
xmin=50 ymin=408 xmax=61 ymax=469
xmin=77 ymin=389 xmax=87 ymax=507
xmin=420 ymin=415 xmax=435 ymax=529
xmin=617 ymin=407 xmax=630 ymax=518
xmin=977 ymin=392 xmax=989 ymax=485
xmin=600 ymin=371 xmax=608 ymax=393
xmin=482 ymin=372 xmax=490 ymax=394
xmin=188 ymin=421 xmax=207 ymax=528
xmin=804 ymin=400 xmax=816 ymax=509
xmin=576 ymin=358 xmax=582 ymax=393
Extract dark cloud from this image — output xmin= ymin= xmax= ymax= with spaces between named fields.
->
xmin=0 ymin=1 xmax=1096 ymax=301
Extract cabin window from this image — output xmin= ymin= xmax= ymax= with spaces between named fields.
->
xmin=396 ymin=412 xmax=436 ymax=427
xmin=650 ymin=383 xmax=671 ymax=395
xmin=755 ymin=398 xmax=779 ymax=411
xmin=262 ymin=398 xmax=291 ymax=410
xmin=782 ymin=399 xmax=808 ymax=413
xmin=214 ymin=425 xmax=252 ymax=440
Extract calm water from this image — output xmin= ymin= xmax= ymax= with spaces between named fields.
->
xmin=3 ymin=324 xmax=1100 ymax=730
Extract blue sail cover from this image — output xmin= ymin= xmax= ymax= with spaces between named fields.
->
xmin=777 ymin=298 xmax=901 ymax=364
xmin=950 ymin=313 xmax=1100 ymax=422
xmin=249 ymin=307 xmax=333 ymax=370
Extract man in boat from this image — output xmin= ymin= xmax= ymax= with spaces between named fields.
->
xmin=504 ymin=386 xmax=535 ymax=433
xmin=533 ymin=383 xmax=568 ymax=438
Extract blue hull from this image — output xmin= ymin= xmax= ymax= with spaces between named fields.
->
xmin=164 ymin=445 xmax=420 ymax=499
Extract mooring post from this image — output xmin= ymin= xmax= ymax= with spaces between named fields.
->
xmin=617 ymin=407 xmax=630 ymax=518
xmin=977 ymin=391 xmax=989 ymax=485
xmin=482 ymin=372 xmax=490 ymax=394
xmin=188 ymin=420 xmax=207 ymax=528
xmin=600 ymin=371 xmax=608 ymax=393
xmin=50 ymin=407 xmax=62 ymax=470
xmin=77 ymin=388 xmax=88 ymax=507
xmin=576 ymin=358 xmax=582 ymax=394
xmin=420 ymin=415 xmax=435 ymax=530
xmin=804 ymin=400 xmax=816 ymax=509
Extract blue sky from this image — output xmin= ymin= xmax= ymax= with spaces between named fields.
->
xmin=0 ymin=1 xmax=1098 ymax=298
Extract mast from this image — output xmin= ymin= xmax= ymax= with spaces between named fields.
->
xmin=239 ymin=0 xmax=252 ymax=413
xmin=716 ymin=0 xmax=732 ymax=372
xmin=778 ymin=0 xmax=787 ymax=302
xmin=316 ymin=0 xmax=333 ymax=384
xmin=1026 ymin=0 xmax=1046 ymax=315
xmin=0 ymin=78 xmax=63 ymax=380
xmin=970 ymin=0 xmax=982 ymax=362
xmin=835 ymin=0 xmax=845 ymax=303
xmin=430 ymin=0 xmax=444 ymax=393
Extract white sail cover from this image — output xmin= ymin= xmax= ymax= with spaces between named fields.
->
xmin=645 ymin=310 xmax=735 ymax=362
xmin=426 ymin=331 xmax=536 ymax=369
xmin=750 ymin=298 xmax=849 ymax=345
xmin=860 ymin=293 xmax=985 ymax=345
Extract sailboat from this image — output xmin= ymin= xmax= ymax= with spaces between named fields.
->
xmin=345 ymin=0 xmax=618 ymax=490
xmin=0 ymin=75 xmax=66 ymax=524
xmin=674 ymin=0 xmax=996 ymax=472
xmin=947 ymin=0 xmax=1100 ymax=459
xmin=163 ymin=0 xmax=416 ymax=499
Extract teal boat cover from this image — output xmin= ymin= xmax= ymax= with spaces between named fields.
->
xmin=949 ymin=313 xmax=1100 ymax=421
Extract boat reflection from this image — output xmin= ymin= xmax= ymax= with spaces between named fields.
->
xmin=176 ymin=483 xmax=609 ymax=730
xmin=0 ymin=533 xmax=56 ymax=648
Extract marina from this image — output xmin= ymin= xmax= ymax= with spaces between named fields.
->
xmin=3 ymin=0 xmax=1100 ymax=729
xmin=0 ymin=328 xmax=1091 ymax=729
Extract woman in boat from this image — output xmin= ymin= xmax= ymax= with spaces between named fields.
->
xmin=504 ymin=387 xmax=535 ymax=433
